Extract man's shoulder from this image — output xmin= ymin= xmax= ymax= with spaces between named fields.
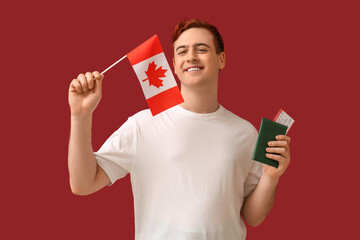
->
xmin=129 ymin=109 xmax=153 ymax=125
xmin=131 ymin=108 xmax=152 ymax=119
xmin=221 ymin=106 xmax=258 ymax=135
xmin=130 ymin=108 xmax=167 ymax=127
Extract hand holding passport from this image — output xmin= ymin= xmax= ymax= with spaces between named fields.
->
xmin=252 ymin=109 xmax=294 ymax=168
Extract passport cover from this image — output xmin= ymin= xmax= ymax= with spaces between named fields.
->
xmin=252 ymin=117 xmax=288 ymax=168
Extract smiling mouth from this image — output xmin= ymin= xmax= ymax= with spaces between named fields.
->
xmin=185 ymin=67 xmax=204 ymax=72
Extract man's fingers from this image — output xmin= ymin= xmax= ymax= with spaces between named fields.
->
xmin=266 ymin=147 xmax=286 ymax=154
xmin=77 ymin=73 xmax=89 ymax=92
xmin=70 ymin=79 xmax=82 ymax=93
xmin=265 ymin=153 xmax=283 ymax=161
xmin=93 ymin=73 xmax=103 ymax=95
xmin=69 ymin=71 xmax=103 ymax=95
xmin=92 ymin=71 xmax=103 ymax=81
xmin=266 ymin=147 xmax=289 ymax=159
xmin=276 ymin=135 xmax=291 ymax=143
xmin=85 ymin=72 xmax=94 ymax=89
xmin=265 ymin=153 xmax=290 ymax=166
xmin=268 ymin=140 xmax=288 ymax=147
xmin=263 ymin=136 xmax=291 ymax=176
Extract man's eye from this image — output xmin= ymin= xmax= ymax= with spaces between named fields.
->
xmin=178 ymin=50 xmax=186 ymax=55
xmin=198 ymin=49 xmax=208 ymax=52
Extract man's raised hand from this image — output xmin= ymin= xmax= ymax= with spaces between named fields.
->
xmin=68 ymin=71 xmax=104 ymax=116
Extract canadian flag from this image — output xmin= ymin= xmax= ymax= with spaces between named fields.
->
xmin=127 ymin=35 xmax=184 ymax=116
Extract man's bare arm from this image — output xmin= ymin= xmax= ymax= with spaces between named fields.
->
xmin=241 ymin=135 xmax=291 ymax=226
xmin=68 ymin=71 xmax=110 ymax=195
xmin=68 ymin=114 xmax=110 ymax=195
xmin=241 ymin=174 xmax=278 ymax=226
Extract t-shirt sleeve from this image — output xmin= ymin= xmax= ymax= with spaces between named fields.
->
xmin=94 ymin=117 xmax=139 ymax=185
xmin=243 ymin=127 xmax=263 ymax=197
xmin=243 ymin=160 xmax=263 ymax=197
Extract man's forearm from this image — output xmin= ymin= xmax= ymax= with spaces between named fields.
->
xmin=241 ymin=173 xmax=279 ymax=227
xmin=68 ymin=114 xmax=98 ymax=194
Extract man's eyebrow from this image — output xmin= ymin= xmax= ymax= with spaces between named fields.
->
xmin=175 ymin=45 xmax=187 ymax=52
xmin=175 ymin=43 xmax=211 ymax=52
xmin=194 ymin=43 xmax=211 ymax=48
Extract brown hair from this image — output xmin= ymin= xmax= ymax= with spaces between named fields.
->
xmin=172 ymin=19 xmax=224 ymax=54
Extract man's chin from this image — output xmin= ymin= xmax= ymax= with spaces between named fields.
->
xmin=180 ymin=79 xmax=210 ymax=90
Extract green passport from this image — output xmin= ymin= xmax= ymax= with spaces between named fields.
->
xmin=252 ymin=117 xmax=288 ymax=168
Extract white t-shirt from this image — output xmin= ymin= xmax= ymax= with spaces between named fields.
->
xmin=95 ymin=105 xmax=263 ymax=240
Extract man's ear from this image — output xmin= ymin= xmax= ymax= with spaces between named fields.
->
xmin=173 ymin=58 xmax=177 ymax=75
xmin=218 ymin=52 xmax=226 ymax=70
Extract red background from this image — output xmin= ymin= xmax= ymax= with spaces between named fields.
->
xmin=1 ymin=0 xmax=359 ymax=239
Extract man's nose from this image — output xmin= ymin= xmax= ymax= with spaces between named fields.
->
xmin=187 ymin=49 xmax=199 ymax=62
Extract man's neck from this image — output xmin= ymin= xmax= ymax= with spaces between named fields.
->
xmin=179 ymin=84 xmax=219 ymax=114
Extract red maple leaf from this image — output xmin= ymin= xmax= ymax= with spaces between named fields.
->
xmin=142 ymin=61 xmax=167 ymax=88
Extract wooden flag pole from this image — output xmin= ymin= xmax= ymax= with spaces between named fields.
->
xmin=100 ymin=55 xmax=127 ymax=75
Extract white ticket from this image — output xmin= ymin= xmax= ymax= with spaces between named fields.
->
xmin=273 ymin=109 xmax=294 ymax=133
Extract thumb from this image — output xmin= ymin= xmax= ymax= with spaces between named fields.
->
xmin=93 ymin=74 xmax=104 ymax=96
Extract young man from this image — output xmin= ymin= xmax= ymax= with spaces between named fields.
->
xmin=68 ymin=19 xmax=291 ymax=240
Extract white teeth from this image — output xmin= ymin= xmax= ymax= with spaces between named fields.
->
xmin=187 ymin=67 xmax=201 ymax=72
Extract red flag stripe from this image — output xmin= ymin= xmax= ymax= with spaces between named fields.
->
xmin=146 ymin=86 xmax=184 ymax=116
xmin=127 ymin=35 xmax=163 ymax=66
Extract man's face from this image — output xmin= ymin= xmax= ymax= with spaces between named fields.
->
xmin=173 ymin=28 xmax=225 ymax=89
